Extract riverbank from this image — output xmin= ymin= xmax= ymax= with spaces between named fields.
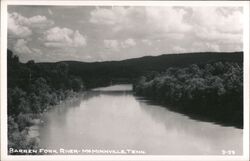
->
xmin=8 ymin=90 xmax=83 ymax=155
xmin=7 ymin=49 xmax=88 ymax=154
xmin=27 ymin=92 xmax=83 ymax=137
xmin=133 ymin=62 xmax=243 ymax=129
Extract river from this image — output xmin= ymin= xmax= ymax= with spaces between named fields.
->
xmin=39 ymin=84 xmax=242 ymax=155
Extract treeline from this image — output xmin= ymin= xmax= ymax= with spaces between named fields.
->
xmin=133 ymin=61 xmax=243 ymax=128
xmin=7 ymin=49 xmax=85 ymax=153
xmin=39 ymin=51 xmax=243 ymax=88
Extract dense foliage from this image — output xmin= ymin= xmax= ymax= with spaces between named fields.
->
xmin=133 ymin=62 xmax=243 ymax=128
xmin=7 ymin=49 xmax=84 ymax=153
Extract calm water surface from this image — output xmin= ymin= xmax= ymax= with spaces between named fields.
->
xmin=39 ymin=84 xmax=242 ymax=155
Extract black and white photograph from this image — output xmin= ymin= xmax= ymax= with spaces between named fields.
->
xmin=1 ymin=0 xmax=249 ymax=161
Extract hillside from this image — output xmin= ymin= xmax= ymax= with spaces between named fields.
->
xmin=37 ymin=51 xmax=243 ymax=87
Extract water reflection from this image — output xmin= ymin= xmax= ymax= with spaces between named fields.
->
xmin=139 ymin=102 xmax=242 ymax=155
xmin=39 ymin=84 xmax=242 ymax=155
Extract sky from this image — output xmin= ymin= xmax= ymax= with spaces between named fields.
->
xmin=7 ymin=5 xmax=243 ymax=63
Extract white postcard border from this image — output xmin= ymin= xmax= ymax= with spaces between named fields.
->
xmin=1 ymin=1 xmax=249 ymax=161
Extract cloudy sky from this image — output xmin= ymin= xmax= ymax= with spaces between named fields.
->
xmin=8 ymin=5 xmax=243 ymax=63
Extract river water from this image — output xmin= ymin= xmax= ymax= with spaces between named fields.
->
xmin=39 ymin=84 xmax=242 ymax=155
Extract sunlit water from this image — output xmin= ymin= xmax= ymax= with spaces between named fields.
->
xmin=39 ymin=84 xmax=242 ymax=155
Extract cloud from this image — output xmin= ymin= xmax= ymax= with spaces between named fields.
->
xmin=91 ymin=6 xmax=242 ymax=52
xmin=121 ymin=38 xmax=136 ymax=48
xmin=12 ymin=39 xmax=44 ymax=62
xmin=90 ymin=7 xmax=191 ymax=38
xmin=207 ymin=43 xmax=220 ymax=52
xmin=13 ymin=39 xmax=43 ymax=55
xmin=13 ymin=39 xmax=32 ymax=54
xmin=104 ymin=38 xmax=136 ymax=51
xmin=192 ymin=42 xmax=220 ymax=52
xmin=191 ymin=7 xmax=243 ymax=45
xmin=172 ymin=46 xmax=186 ymax=53
xmin=191 ymin=7 xmax=243 ymax=33
xmin=8 ymin=13 xmax=32 ymax=38
xmin=8 ymin=12 xmax=54 ymax=38
xmin=31 ymin=48 xmax=43 ymax=55
xmin=142 ymin=39 xmax=152 ymax=46
xmin=195 ymin=28 xmax=242 ymax=44
xmin=104 ymin=39 xmax=119 ymax=51
xmin=43 ymin=27 xmax=87 ymax=48
xmin=90 ymin=7 xmax=125 ymax=25
xmin=8 ymin=6 xmax=243 ymax=63
xmin=28 ymin=15 xmax=54 ymax=28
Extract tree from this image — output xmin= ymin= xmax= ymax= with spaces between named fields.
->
xmin=71 ymin=77 xmax=84 ymax=92
xmin=8 ymin=87 xmax=27 ymax=116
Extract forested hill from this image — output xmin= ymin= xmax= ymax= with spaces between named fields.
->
xmin=37 ymin=51 xmax=243 ymax=88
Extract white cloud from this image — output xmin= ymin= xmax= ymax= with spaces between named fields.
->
xmin=32 ymin=48 xmax=43 ymax=55
xmin=104 ymin=39 xmax=119 ymax=51
xmin=192 ymin=42 xmax=220 ymax=52
xmin=28 ymin=15 xmax=54 ymax=28
xmin=142 ymin=39 xmax=152 ymax=46
xmin=8 ymin=6 xmax=243 ymax=63
xmin=8 ymin=13 xmax=32 ymax=38
xmin=195 ymin=28 xmax=242 ymax=44
xmin=90 ymin=7 xmax=126 ymax=25
xmin=144 ymin=7 xmax=191 ymax=33
xmin=206 ymin=43 xmax=220 ymax=52
xmin=12 ymin=39 xmax=45 ymax=62
xmin=43 ymin=27 xmax=87 ymax=48
xmin=191 ymin=7 xmax=243 ymax=33
xmin=13 ymin=39 xmax=43 ymax=55
xmin=13 ymin=39 xmax=32 ymax=54
xmin=191 ymin=7 xmax=243 ymax=45
xmin=91 ymin=6 xmax=242 ymax=53
xmin=121 ymin=38 xmax=136 ymax=48
xmin=104 ymin=38 xmax=136 ymax=51
xmin=73 ymin=30 xmax=87 ymax=47
xmin=8 ymin=12 xmax=54 ymax=38
xmin=172 ymin=46 xmax=186 ymax=53
xmin=90 ymin=7 xmax=191 ymax=38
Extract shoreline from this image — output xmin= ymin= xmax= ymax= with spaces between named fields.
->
xmin=9 ymin=91 xmax=84 ymax=155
